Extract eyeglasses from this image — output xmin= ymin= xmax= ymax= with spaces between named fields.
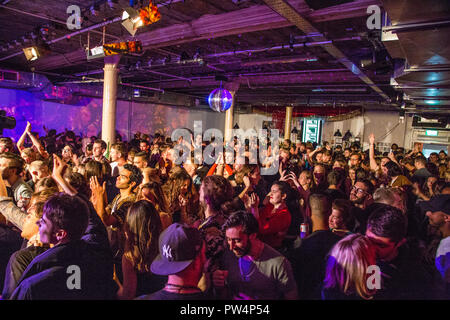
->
xmin=351 ymin=186 xmax=367 ymax=195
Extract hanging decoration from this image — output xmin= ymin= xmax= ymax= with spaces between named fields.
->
xmin=208 ymin=88 xmax=233 ymax=112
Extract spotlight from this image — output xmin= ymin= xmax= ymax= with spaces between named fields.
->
xmin=23 ymin=43 xmax=50 ymax=61
xmin=0 ymin=110 xmax=16 ymax=136
xmin=23 ymin=47 xmax=40 ymax=61
xmin=86 ymin=45 xmax=105 ymax=60
xmin=121 ymin=7 xmax=143 ymax=36
xmin=121 ymin=2 xmax=161 ymax=36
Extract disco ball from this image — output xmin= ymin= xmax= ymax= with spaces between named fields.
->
xmin=208 ymin=88 xmax=233 ymax=112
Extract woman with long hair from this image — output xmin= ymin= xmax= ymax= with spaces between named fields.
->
xmin=162 ymin=168 xmax=200 ymax=226
xmin=117 ymin=200 xmax=166 ymax=300
xmin=198 ymin=175 xmax=236 ymax=276
xmin=137 ymin=181 xmax=172 ymax=230
xmin=322 ymin=234 xmax=377 ymax=300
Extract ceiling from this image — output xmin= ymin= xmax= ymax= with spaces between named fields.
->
xmin=0 ymin=0 xmax=449 ymax=116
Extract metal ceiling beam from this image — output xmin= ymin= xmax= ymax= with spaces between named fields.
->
xmin=261 ymin=0 xmax=391 ymax=102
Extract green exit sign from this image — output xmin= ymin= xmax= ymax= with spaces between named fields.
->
xmin=425 ymin=130 xmax=438 ymax=136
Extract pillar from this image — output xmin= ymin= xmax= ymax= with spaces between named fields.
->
xmin=224 ymin=91 xmax=235 ymax=144
xmin=284 ymin=106 xmax=293 ymax=141
xmin=101 ymin=54 xmax=121 ymax=148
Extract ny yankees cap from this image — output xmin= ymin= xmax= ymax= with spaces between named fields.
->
xmin=151 ymin=223 xmax=203 ymax=276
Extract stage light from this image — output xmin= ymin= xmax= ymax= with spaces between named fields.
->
xmin=86 ymin=45 xmax=105 ymax=60
xmin=0 ymin=110 xmax=16 ymax=136
xmin=121 ymin=2 xmax=161 ymax=36
xmin=23 ymin=44 xmax=50 ymax=61
xmin=23 ymin=47 xmax=39 ymax=61
xmin=121 ymin=7 xmax=143 ymax=36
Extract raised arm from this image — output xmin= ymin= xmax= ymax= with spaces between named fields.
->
xmin=27 ymin=129 xmax=49 ymax=159
xmin=52 ymin=155 xmax=77 ymax=196
xmin=16 ymin=122 xmax=31 ymax=152
xmin=90 ymin=176 xmax=117 ymax=227
xmin=368 ymin=133 xmax=378 ymax=171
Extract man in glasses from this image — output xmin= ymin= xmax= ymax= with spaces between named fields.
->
xmin=212 ymin=211 xmax=297 ymax=300
xmin=349 ymin=179 xmax=374 ymax=210
xmin=349 ymin=179 xmax=374 ymax=233
xmin=365 ymin=206 xmax=436 ymax=299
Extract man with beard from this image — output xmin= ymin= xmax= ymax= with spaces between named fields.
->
xmin=349 ymin=179 xmax=374 ymax=233
xmin=366 ymin=206 xmax=437 ymax=299
xmin=0 ymin=152 xmax=32 ymax=208
xmin=90 ymin=163 xmax=142 ymax=282
xmin=212 ymin=211 xmax=297 ymax=300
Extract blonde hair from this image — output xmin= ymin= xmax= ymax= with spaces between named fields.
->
xmin=324 ymin=234 xmax=376 ymax=300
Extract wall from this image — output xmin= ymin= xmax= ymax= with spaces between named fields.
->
xmin=0 ymin=88 xmax=225 ymax=142
xmin=236 ymin=108 xmax=414 ymax=149
xmin=322 ymin=110 xmax=410 ymax=149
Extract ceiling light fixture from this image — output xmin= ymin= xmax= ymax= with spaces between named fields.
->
xmin=121 ymin=1 xmax=161 ymax=36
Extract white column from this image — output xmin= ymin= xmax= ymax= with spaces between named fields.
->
xmin=284 ymin=106 xmax=293 ymax=141
xmin=224 ymin=91 xmax=235 ymax=143
xmin=101 ymin=55 xmax=120 ymax=148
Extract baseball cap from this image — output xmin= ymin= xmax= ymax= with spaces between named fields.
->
xmin=150 ymin=223 xmax=203 ymax=276
xmin=420 ymin=194 xmax=450 ymax=215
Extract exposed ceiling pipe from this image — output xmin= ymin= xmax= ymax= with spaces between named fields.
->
xmin=0 ymin=4 xmax=120 ymax=40
xmin=0 ymin=0 xmax=187 ymax=62
xmin=261 ymin=0 xmax=390 ymax=102
xmin=240 ymin=55 xmax=318 ymax=67
xmin=206 ymin=37 xmax=360 ymax=59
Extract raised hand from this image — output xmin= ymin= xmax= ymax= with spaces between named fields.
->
xmin=25 ymin=121 xmax=32 ymax=133
xmin=52 ymin=154 xmax=66 ymax=178
xmin=90 ymin=176 xmax=106 ymax=200
xmin=369 ymin=133 xmax=375 ymax=145
xmin=279 ymin=170 xmax=288 ymax=182
xmin=243 ymin=175 xmax=251 ymax=188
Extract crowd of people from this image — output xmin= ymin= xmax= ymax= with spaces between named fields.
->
xmin=0 ymin=121 xmax=448 ymax=300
